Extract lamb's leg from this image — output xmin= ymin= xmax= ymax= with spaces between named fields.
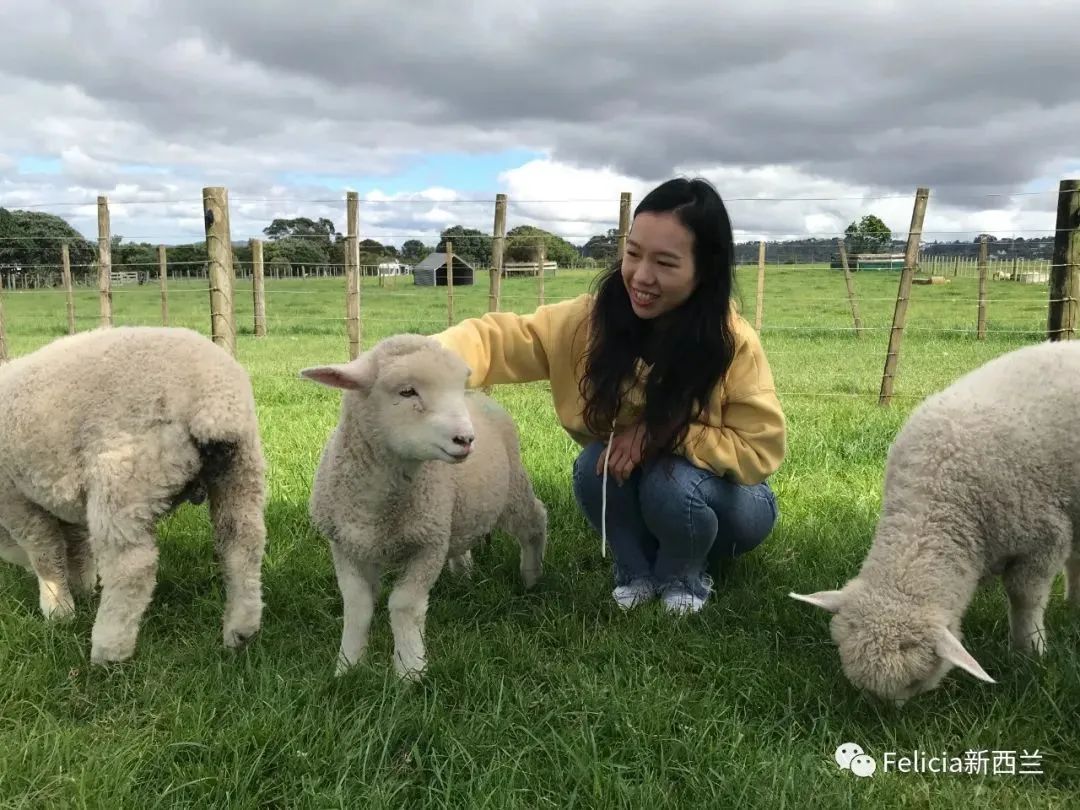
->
xmin=0 ymin=527 xmax=31 ymax=571
xmin=85 ymin=486 xmax=161 ymax=664
xmin=498 ymin=491 xmax=547 ymax=590
xmin=445 ymin=549 xmax=474 ymax=578
xmin=0 ymin=494 xmax=75 ymax=620
xmin=63 ymin=524 xmax=97 ymax=596
xmin=387 ymin=542 xmax=448 ymax=681
xmin=1002 ymin=558 xmax=1057 ymax=656
xmin=331 ymin=541 xmax=381 ymax=676
xmin=205 ymin=439 xmax=267 ymax=649
xmin=1065 ymin=554 xmax=1080 ymax=607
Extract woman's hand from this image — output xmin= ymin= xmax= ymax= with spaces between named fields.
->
xmin=596 ymin=422 xmax=648 ymax=484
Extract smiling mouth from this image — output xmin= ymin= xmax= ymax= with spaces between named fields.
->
xmin=630 ymin=287 xmax=659 ymax=306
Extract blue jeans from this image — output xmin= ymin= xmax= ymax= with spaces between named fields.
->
xmin=571 ymin=440 xmax=779 ymax=600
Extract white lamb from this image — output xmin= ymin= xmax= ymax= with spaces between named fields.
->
xmin=0 ymin=326 xmax=267 ymax=664
xmin=791 ymin=339 xmax=1080 ymax=703
xmin=301 ymin=333 xmax=547 ymax=680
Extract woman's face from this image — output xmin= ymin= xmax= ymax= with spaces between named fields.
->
xmin=620 ymin=211 xmax=698 ymax=319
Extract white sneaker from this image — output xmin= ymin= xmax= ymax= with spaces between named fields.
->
xmin=661 ymin=587 xmax=707 ymax=615
xmin=612 ymin=579 xmax=657 ymax=610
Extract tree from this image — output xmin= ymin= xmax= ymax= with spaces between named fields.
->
xmin=844 ymin=214 xmax=892 ymax=254
xmin=263 ymin=216 xmax=337 ymax=245
xmin=0 ymin=208 xmax=96 ymax=282
xmin=436 ymin=225 xmax=490 ymax=267
xmin=582 ymin=228 xmax=619 ymax=264
xmin=401 ymin=239 xmax=429 ymax=263
xmin=505 ymin=225 xmax=580 ymax=266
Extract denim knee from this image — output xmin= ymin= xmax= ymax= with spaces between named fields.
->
xmin=638 ymin=456 xmax=778 ymax=559
xmin=571 ymin=440 xmax=607 ymax=509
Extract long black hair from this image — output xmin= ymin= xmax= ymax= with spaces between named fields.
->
xmin=578 ymin=177 xmax=738 ymax=463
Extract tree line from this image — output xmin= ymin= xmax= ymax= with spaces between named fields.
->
xmin=0 ymin=207 xmax=1056 ymax=285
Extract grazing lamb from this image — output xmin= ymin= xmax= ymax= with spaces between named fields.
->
xmin=301 ymin=333 xmax=547 ymax=681
xmin=791 ymin=339 xmax=1080 ymax=703
xmin=0 ymin=326 xmax=267 ymax=664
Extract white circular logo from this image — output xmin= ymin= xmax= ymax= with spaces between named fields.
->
xmin=850 ymin=754 xmax=877 ymax=778
xmin=835 ymin=742 xmax=864 ymax=769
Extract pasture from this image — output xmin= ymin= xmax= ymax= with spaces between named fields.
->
xmin=0 ymin=265 xmax=1076 ymax=806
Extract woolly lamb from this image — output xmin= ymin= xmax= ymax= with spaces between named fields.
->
xmin=0 ymin=326 xmax=267 ymax=664
xmin=301 ymin=333 xmax=547 ymax=680
xmin=791 ymin=339 xmax=1080 ymax=703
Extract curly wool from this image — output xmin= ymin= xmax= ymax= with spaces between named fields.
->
xmin=0 ymin=326 xmax=268 ymax=664
xmin=303 ymin=333 xmax=547 ymax=681
xmin=792 ymin=339 xmax=1080 ymax=702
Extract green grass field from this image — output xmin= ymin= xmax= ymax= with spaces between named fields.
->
xmin=0 ymin=265 xmax=1077 ymax=807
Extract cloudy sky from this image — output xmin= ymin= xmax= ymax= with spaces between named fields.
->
xmin=1 ymin=0 xmax=1077 ymax=252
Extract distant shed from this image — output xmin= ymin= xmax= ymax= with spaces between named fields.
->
xmin=412 ymin=252 xmax=477 ymax=286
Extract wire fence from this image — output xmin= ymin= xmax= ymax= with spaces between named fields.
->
xmin=0 ymin=181 xmax=1077 ymax=409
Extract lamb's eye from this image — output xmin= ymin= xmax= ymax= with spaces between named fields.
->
xmin=399 ymin=387 xmax=418 ymax=398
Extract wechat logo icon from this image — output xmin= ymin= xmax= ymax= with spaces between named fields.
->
xmin=836 ymin=742 xmax=877 ymax=778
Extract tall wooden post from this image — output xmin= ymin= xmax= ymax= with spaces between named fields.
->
xmin=251 ymin=238 xmax=267 ymax=338
xmin=61 ymin=243 xmax=75 ymax=334
xmin=618 ymin=192 xmax=631 ymax=261
xmin=489 ymin=193 xmax=507 ymax=313
xmin=97 ymin=195 xmax=112 ymax=327
xmin=202 ymin=186 xmax=236 ymax=355
xmin=446 ymin=240 xmax=455 ymax=326
xmin=1047 ymin=179 xmax=1080 ymax=341
xmin=879 ymin=186 xmax=930 ymax=406
xmin=345 ymin=191 xmax=361 ymax=358
xmin=837 ymin=238 xmax=863 ymax=336
xmin=158 ymin=245 xmax=168 ymax=326
xmin=976 ymin=236 xmax=989 ymax=340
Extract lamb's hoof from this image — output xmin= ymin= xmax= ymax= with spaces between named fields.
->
xmin=40 ymin=593 xmax=76 ymax=622
xmin=90 ymin=639 xmax=136 ymax=665
xmin=520 ymin=567 xmax=543 ymax=590
xmin=394 ymin=656 xmax=426 ymax=683
xmin=223 ymin=603 xmax=263 ymax=649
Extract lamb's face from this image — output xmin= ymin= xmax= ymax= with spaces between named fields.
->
xmin=790 ymin=585 xmax=995 ymax=705
xmin=829 ymin=602 xmax=956 ymax=703
xmin=370 ymin=349 xmax=476 ymax=464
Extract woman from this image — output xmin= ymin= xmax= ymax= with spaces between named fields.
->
xmin=431 ymin=177 xmax=785 ymax=614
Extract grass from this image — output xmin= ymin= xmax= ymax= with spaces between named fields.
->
xmin=0 ymin=264 xmax=1077 ymax=807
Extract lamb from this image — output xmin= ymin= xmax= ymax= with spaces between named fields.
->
xmin=301 ymin=333 xmax=547 ymax=681
xmin=0 ymin=326 xmax=267 ymax=664
xmin=791 ymin=339 xmax=1080 ymax=703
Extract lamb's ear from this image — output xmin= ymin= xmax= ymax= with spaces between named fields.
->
xmin=299 ymin=356 xmax=375 ymax=391
xmin=935 ymin=627 xmax=995 ymax=683
xmin=789 ymin=589 xmax=847 ymax=613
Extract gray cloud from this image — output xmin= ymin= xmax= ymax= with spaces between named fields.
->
xmin=0 ymin=0 xmax=1077 ymax=248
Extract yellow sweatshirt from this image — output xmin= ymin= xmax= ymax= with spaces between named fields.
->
xmin=430 ymin=292 xmax=786 ymax=485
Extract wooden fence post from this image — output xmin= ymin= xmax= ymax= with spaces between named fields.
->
xmin=879 ymin=186 xmax=930 ymax=406
xmin=976 ymin=236 xmax=989 ymax=340
xmin=446 ymin=240 xmax=455 ymax=326
xmin=837 ymin=238 xmax=863 ymax=337
xmin=489 ymin=193 xmax=507 ymax=313
xmin=158 ymin=245 xmax=168 ymax=326
xmin=202 ymin=186 xmax=236 ymax=355
xmin=1047 ymin=179 xmax=1080 ymax=341
xmin=618 ymin=192 xmax=631 ymax=261
xmin=97 ymin=195 xmax=112 ymax=327
xmin=0 ymin=284 xmax=7 ymax=363
xmin=754 ymin=240 xmax=765 ymax=331
xmin=61 ymin=243 xmax=75 ymax=334
xmin=251 ymin=238 xmax=267 ymax=337
xmin=345 ymin=191 xmax=361 ymax=358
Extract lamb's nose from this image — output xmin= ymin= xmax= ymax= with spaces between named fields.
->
xmin=452 ymin=434 xmax=474 ymax=448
